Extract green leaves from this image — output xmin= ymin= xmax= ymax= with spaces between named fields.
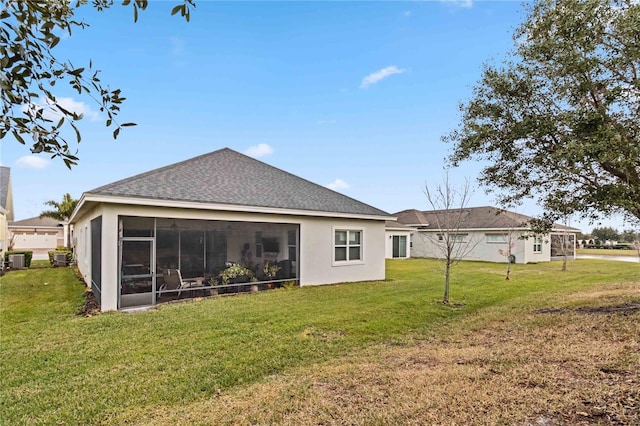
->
xmin=40 ymin=193 xmax=79 ymax=221
xmin=445 ymin=0 xmax=640 ymax=224
xmin=170 ymin=1 xmax=196 ymax=22
xmin=2 ymin=0 xmax=195 ymax=168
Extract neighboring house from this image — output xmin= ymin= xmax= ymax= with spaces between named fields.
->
xmin=8 ymin=216 xmax=65 ymax=260
xmin=70 ymin=148 xmax=393 ymax=311
xmin=395 ymin=206 xmax=579 ymax=264
xmin=0 ymin=166 xmax=15 ymax=258
xmin=384 ymin=220 xmax=413 ymax=259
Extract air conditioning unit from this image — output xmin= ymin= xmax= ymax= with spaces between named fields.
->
xmin=8 ymin=254 xmax=25 ymax=269
xmin=54 ymin=253 xmax=68 ymax=267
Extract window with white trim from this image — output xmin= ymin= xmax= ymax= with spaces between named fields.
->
xmin=486 ymin=233 xmax=508 ymax=243
xmin=533 ymin=235 xmax=542 ymax=253
xmin=453 ymin=234 xmax=468 ymax=242
xmin=334 ymin=230 xmax=362 ymax=262
xmin=437 ymin=233 xmax=468 ymax=242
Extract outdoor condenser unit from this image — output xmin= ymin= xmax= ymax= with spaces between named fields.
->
xmin=8 ymin=254 xmax=25 ymax=269
xmin=53 ymin=253 xmax=68 ymax=267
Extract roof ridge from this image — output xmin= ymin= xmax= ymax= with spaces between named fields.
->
xmin=89 ymin=147 xmax=230 ymax=193
xmin=223 ymin=149 xmax=391 ymax=215
xmin=83 ymin=147 xmax=390 ymax=217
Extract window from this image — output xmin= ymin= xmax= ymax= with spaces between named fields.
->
xmin=437 ymin=233 xmax=467 ymax=242
xmin=486 ymin=233 xmax=508 ymax=243
xmin=533 ymin=235 xmax=542 ymax=253
xmin=392 ymin=235 xmax=407 ymax=258
xmin=334 ymin=230 xmax=362 ymax=262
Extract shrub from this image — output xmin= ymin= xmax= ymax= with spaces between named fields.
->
xmin=48 ymin=250 xmax=73 ymax=266
xmin=3 ymin=251 xmax=33 ymax=268
xmin=219 ymin=264 xmax=253 ymax=285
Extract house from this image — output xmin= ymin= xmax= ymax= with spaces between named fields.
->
xmin=70 ymin=148 xmax=393 ymax=311
xmin=0 ymin=166 xmax=15 ymax=258
xmin=8 ymin=216 xmax=66 ymax=260
xmin=384 ymin=220 xmax=413 ymax=259
xmin=394 ymin=206 xmax=579 ymax=264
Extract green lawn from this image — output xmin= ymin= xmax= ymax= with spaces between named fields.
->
xmin=1 ymin=259 xmax=638 ymax=424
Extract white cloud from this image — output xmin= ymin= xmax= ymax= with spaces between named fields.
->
xmin=360 ymin=66 xmax=406 ymax=89
xmin=404 ymin=10 xmax=412 ymax=17
xmin=244 ymin=143 xmax=273 ymax=158
xmin=16 ymin=156 xmax=50 ymax=169
xmin=326 ymin=178 xmax=350 ymax=191
xmin=441 ymin=0 xmax=473 ymax=9
xmin=24 ymin=97 xmax=100 ymax=122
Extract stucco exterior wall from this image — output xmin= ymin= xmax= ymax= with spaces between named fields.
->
xmin=384 ymin=229 xmax=412 ymax=259
xmin=73 ymin=203 xmax=387 ymax=311
xmin=8 ymin=228 xmax=64 ymax=260
xmin=300 ymin=217 xmax=386 ymax=286
xmin=0 ymin=213 xmax=7 ymax=255
xmin=410 ymin=230 xmax=556 ymax=264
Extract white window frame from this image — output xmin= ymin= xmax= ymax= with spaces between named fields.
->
xmin=486 ymin=233 xmax=508 ymax=243
xmin=392 ymin=235 xmax=407 ymax=258
xmin=333 ymin=228 xmax=364 ymax=265
xmin=437 ymin=233 xmax=468 ymax=243
xmin=533 ymin=235 xmax=542 ymax=253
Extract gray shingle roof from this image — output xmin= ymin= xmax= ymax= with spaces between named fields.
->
xmin=385 ymin=220 xmax=414 ymax=229
xmin=87 ymin=148 xmax=390 ymax=217
xmin=0 ymin=166 xmax=10 ymax=210
xmin=10 ymin=216 xmax=64 ymax=227
xmin=395 ymin=206 xmax=580 ymax=231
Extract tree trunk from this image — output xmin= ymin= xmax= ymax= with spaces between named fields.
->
xmin=443 ymin=261 xmax=451 ymax=304
xmin=561 ymin=234 xmax=568 ymax=272
xmin=505 ymin=259 xmax=511 ymax=280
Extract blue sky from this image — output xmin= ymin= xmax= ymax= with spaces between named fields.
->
xmin=1 ymin=1 xmax=633 ymax=233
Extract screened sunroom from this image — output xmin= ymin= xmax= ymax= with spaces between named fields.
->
xmin=72 ymin=148 xmax=391 ymax=312
xmin=115 ymin=216 xmax=299 ymax=309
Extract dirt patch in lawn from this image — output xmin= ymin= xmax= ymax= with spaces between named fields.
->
xmin=77 ymin=290 xmax=100 ymax=317
xmin=535 ymin=301 xmax=640 ymax=315
xmin=111 ymin=288 xmax=640 ymax=426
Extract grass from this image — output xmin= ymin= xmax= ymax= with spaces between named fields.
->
xmin=1 ymin=259 xmax=638 ymax=424
xmin=29 ymin=259 xmax=53 ymax=269
xmin=577 ymin=247 xmax=639 ymax=257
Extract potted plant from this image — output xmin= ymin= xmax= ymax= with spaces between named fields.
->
xmin=207 ymin=277 xmax=220 ymax=296
xmin=220 ymin=263 xmax=253 ymax=287
xmin=249 ymin=276 xmax=259 ymax=293
xmin=263 ymin=261 xmax=281 ymax=288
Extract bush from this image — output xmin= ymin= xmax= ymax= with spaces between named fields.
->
xmin=48 ymin=250 xmax=73 ymax=266
xmin=3 ymin=251 xmax=33 ymax=268
xmin=584 ymin=244 xmax=634 ymax=250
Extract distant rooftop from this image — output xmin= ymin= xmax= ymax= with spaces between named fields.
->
xmin=10 ymin=216 xmax=65 ymax=227
xmin=394 ymin=206 xmax=580 ymax=231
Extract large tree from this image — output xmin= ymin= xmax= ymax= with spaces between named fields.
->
xmin=40 ymin=192 xmax=78 ymax=222
xmin=444 ymin=0 xmax=640 ymax=225
xmin=591 ymin=226 xmax=620 ymax=242
xmin=40 ymin=192 xmax=78 ymax=247
xmin=1 ymin=0 xmax=194 ymax=168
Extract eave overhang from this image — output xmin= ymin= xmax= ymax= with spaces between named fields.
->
xmin=70 ymin=193 xmax=394 ymax=223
